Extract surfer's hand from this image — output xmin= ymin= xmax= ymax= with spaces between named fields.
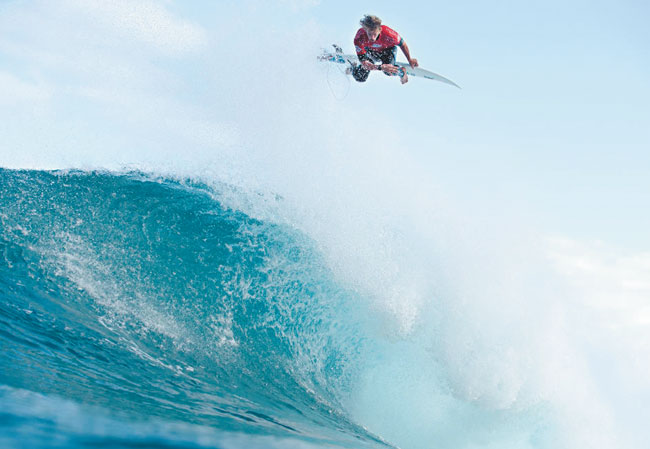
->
xmin=361 ymin=60 xmax=375 ymax=71
xmin=409 ymin=58 xmax=419 ymax=68
xmin=381 ymin=64 xmax=400 ymax=75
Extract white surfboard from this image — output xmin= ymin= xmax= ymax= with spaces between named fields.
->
xmin=318 ymin=48 xmax=460 ymax=88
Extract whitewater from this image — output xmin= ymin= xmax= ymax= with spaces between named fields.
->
xmin=1 ymin=2 xmax=649 ymax=449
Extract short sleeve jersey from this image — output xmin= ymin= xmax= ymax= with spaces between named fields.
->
xmin=354 ymin=25 xmax=402 ymax=56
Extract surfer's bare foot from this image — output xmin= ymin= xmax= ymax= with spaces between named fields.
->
xmin=400 ymin=69 xmax=408 ymax=84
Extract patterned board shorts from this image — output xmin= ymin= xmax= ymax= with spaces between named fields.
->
xmin=352 ymin=47 xmax=398 ymax=82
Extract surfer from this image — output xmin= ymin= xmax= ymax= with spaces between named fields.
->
xmin=352 ymin=15 xmax=418 ymax=84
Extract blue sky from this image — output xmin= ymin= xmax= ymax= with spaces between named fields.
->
xmin=1 ymin=0 xmax=649 ymax=252
xmin=183 ymin=0 xmax=650 ymax=248
xmin=1 ymin=1 xmax=648 ymax=250
xmin=310 ymin=1 xmax=650 ymax=249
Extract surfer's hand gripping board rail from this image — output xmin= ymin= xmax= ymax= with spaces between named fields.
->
xmin=318 ymin=45 xmax=461 ymax=88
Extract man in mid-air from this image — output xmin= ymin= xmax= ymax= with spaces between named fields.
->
xmin=352 ymin=15 xmax=418 ymax=84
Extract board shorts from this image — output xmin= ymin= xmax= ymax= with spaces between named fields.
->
xmin=352 ymin=47 xmax=398 ymax=83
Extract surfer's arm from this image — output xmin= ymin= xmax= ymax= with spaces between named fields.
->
xmin=398 ymin=39 xmax=419 ymax=68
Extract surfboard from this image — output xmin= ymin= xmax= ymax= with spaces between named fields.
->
xmin=318 ymin=46 xmax=461 ymax=88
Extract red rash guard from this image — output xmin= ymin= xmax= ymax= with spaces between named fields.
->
xmin=354 ymin=25 xmax=402 ymax=56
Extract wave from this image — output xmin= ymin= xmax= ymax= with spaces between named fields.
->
xmin=0 ymin=168 xmax=392 ymax=448
xmin=3 ymin=167 xmax=643 ymax=449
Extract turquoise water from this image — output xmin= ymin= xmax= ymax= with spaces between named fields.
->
xmin=0 ymin=169 xmax=392 ymax=449
xmin=4 ymin=168 xmax=644 ymax=449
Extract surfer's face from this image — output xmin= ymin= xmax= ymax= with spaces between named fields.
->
xmin=364 ymin=26 xmax=381 ymax=42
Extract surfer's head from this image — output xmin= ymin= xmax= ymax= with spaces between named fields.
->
xmin=360 ymin=15 xmax=382 ymax=41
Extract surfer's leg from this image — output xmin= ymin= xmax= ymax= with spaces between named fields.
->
xmin=379 ymin=47 xmax=399 ymax=77
xmin=351 ymin=64 xmax=370 ymax=82
xmin=352 ymin=54 xmax=373 ymax=82
xmin=400 ymin=69 xmax=408 ymax=84
xmin=383 ymin=47 xmax=398 ymax=65
xmin=377 ymin=47 xmax=406 ymax=83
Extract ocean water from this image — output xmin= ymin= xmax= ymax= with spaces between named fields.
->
xmin=0 ymin=167 xmax=634 ymax=449
xmin=0 ymin=165 xmax=576 ymax=449
xmin=0 ymin=169 xmax=396 ymax=449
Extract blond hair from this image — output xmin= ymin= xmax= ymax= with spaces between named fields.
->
xmin=360 ymin=15 xmax=382 ymax=30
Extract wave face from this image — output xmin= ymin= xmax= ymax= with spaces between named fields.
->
xmin=5 ymin=167 xmax=641 ymax=449
xmin=0 ymin=169 xmax=389 ymax=449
